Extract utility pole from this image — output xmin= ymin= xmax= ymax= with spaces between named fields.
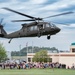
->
xmin=26 ymin=42 xmax=28 ymax=54
xmin=19 ymin=44 xmax=21 ymax=62
xmin=32 ymin=41 xmax=33 ymax=53
xmin=26 ymin=42 xmax=28 ymax=63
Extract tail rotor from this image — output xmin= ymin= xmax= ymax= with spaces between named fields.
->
xmin=0 ymin=18 xmax=7 ymax=37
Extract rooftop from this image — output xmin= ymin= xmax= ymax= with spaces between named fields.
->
xmin=71 ymin=43 xmax=75 ymax=45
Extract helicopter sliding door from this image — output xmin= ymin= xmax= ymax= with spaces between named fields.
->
xmin=26 ymin=25 xmax=38 ymax=37
xmin=37 ymin=24 xmax=44 ymax=37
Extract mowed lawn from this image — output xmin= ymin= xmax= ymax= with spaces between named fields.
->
xmin=0 ymin=68 xmax=75 ymax=75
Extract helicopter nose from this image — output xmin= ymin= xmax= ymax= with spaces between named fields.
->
xmin=58 ymin=28 xmax=61 ymax=32
xmin=56 ymin=27 xmax=61 ymax=33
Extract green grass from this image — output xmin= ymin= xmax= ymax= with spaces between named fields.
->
xmin=0 ymin=68 xmax=75 ymax=75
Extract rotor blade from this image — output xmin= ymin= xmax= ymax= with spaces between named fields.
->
xmin=53 ymin=22 xmax=70 ymax=26
xmin=0 ymin=18 xmax=4 ymax=24
xmin=43 ymin=11 xmax=74 ymax=19
xmin=2 ymin=7 xmax=36 ymax=19
xmin=12 ymin=19 xmax=35 ymax=22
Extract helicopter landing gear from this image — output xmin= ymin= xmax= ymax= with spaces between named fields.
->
xmin=8 ymin=39 xmax=12 ymax=43
xmin=47 ymin=35 xmax=51 ymax=40
xmin=38 ymin=32 xmax=41 ymax=38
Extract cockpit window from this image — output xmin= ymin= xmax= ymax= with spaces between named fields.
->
xmin=49 ymin=22 xmax=56 ymax=27
xmin=52 ymin=23 xmax=55 ymax=27
xmin=46 ymin=23 xmax=50 ymax=27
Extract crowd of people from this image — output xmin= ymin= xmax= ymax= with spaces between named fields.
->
xmin=0 ymin=62 xmax=63 ymax=69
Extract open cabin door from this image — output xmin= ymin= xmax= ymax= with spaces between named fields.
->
xmin=38 ymin=24 xmax=44 ymax=37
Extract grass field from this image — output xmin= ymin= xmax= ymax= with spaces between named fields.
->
xmin=0 ymin=68 xmax=75 ymax=75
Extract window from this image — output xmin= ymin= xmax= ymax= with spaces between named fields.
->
xmin=30 ymin=26 xmax=37 ymax=31
xmin=30 ymin=27 xmax=34 ymax=31
xmin=72 ymin=48 xmax=75 ymax=52
xmin=34 ymin=26 xmax=37 ymax=30
xmin=46 ymin=24 xmax=50 ymax=27
xmin=0 ymin=29 xmax=1 ymax=34
xmin=28 ymin=58 xmax=31 ymax=62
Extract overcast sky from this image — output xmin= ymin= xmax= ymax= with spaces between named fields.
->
xmin=0 ymin=0 xmax=75 ymax=51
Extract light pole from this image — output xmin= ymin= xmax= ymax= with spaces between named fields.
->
xmin=19 ymin=45 xmax=21 ymax=62
xmin=32 ymin=41 xmax=33 ymax=53
xmin=26 ymin=42 xmax=28 ymax=54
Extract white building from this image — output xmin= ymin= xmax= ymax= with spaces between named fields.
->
xmin=6 ymin=51 xmax=11 ymax=60
xmin=27 ymin=43 xmax=75 ymax=68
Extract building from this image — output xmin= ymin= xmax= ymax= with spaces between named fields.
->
xmin=27 ymin=43 xmax=75 ymax=68
xmin=6 ymin=51 xmax=11 ymax=60
xmin=11 ymin=56 xmax=27 ymax=62
xmin=70 ymin=43 xmax=75 ymax=52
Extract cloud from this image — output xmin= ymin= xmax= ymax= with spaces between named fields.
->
xmin=0 ymin=0 xmax=75 ymax=51
xmin=29 ymin=0 xmax=48 ymax=4
xmin=39 ymin=0 xmax=75 ymax=11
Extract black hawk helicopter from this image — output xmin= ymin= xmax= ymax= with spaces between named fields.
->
xmin=0 ymin=7 xmax=73 ymax=43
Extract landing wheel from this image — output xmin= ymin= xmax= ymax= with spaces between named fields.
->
xmin=47 ymin=35 xmax=50 ymax=40
xmin=8 ymin=39 xmax=12 ymax=43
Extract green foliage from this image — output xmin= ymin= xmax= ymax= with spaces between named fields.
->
xmin=11 ymin=46 xmax=59 ymax=56
xmin=0 ymin=43 xmax=7 ymax=62
xmin=32 ymin=50 xmax=51 ymax=62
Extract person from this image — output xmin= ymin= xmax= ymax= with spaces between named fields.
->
xmin=2 ymin=63 xmax=5 ymax=69
xmin=72 ymin=63 xmax=75 ymax=69
xmin=51 ymin=63 xmax=54 ymax=71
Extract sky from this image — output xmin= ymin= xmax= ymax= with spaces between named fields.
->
xmin=0 ymin=0 xmax=75 ymax=52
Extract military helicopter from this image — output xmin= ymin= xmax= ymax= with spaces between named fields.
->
xmin=0 ymin=7 xmax=73 ymax=43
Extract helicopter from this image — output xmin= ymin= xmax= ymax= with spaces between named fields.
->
xmin=0 ymin=7 xmax=74 ymax=43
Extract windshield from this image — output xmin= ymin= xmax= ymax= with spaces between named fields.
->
xmin=49 ymin=22 xmax=57 ymax=27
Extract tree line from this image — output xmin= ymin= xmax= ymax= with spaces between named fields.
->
xmin=11 ymin=46 xmax=59 ymax=56
xmin=0 ymin=43 xmax=7 ymax=62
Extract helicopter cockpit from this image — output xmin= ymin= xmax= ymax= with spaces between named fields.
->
xmin=44 ymin=22 xmax=56 ymax=28
xmin=48 ymin=22 xmax=57 ymax=28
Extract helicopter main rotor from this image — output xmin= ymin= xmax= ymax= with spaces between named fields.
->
xmin=2 ymin=7 xmax=74 ymax=22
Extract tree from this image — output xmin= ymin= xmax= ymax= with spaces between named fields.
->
xmin=0 ymin=43 xmax=7 ymax=62
xmin=11 ymin=46 xmax=59 ymax=56
xmin=32 ymin=50 xmax=51 ymax=62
